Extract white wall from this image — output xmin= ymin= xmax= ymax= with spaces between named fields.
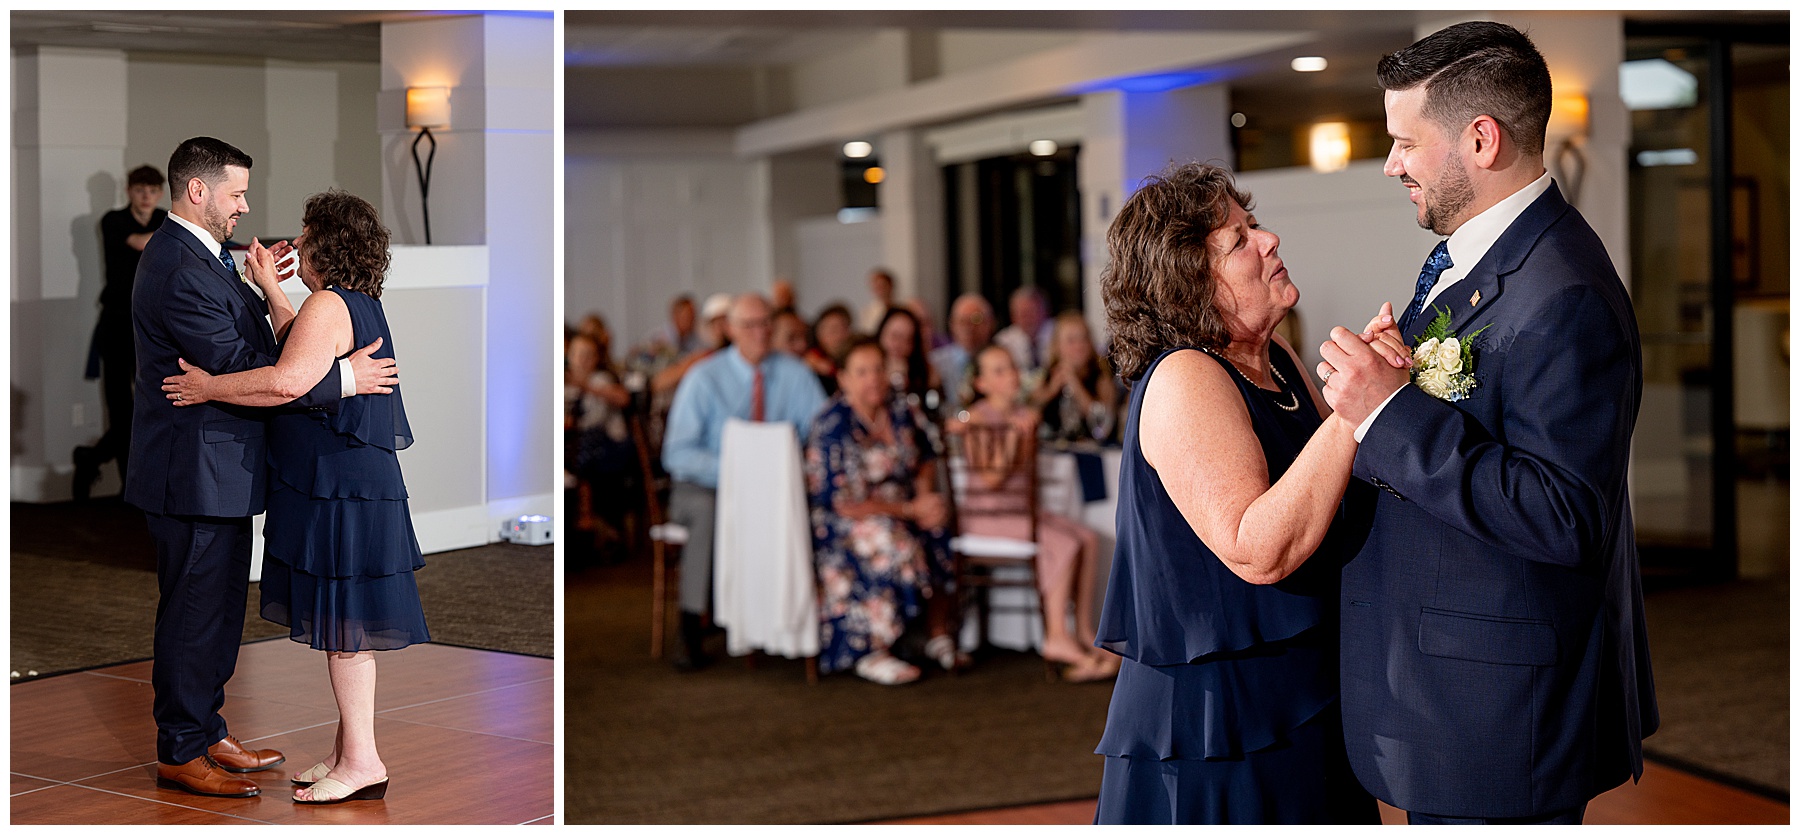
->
xmin=566 ymin=129 xmax=770 ymax=352
xmin=122 ymin=55 xmax=381 ymax=241
xmin=794 ymin=215 xmax=883 ymax=321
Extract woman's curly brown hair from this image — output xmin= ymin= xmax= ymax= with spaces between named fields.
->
xmin=1101 ymin=162 xmax=1252 ymax=382
xmin=301 ymin=189 xmax=391 ymax=299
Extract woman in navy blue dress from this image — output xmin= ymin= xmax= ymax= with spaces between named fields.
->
xmin=1092 ymin=163 xmax=1409 ymax=823
xmin=163 ymin=190 xmax=425 ymax=805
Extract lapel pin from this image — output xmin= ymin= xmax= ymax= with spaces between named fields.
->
xmin=1469 ymin=290 xmax=1482 ymax=307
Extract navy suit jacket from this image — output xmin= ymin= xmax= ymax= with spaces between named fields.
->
xmin=124 ymin=221 xmax=342 ymax=518
xmin=1340 ymin=183 xmax=1658 ymax=818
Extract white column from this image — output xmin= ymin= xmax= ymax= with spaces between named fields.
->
xmin=878 ymin=127 xmax=947 ymax=322
xmin=1078 ymin=84 xmax=1232 ymax=339
xmin=11 ymin=47 xmax=129 ymax=500
xmin=379 ymin=13 xmax=554 ymax=527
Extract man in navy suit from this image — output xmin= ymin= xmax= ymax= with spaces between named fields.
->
xmin=126 ymin=137 xmax=397 ymax=798
xmin=1315 ymin=23 xmax=1657 ymax=824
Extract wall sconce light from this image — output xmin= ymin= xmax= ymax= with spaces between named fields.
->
xmin=1308 ymin=122 xmax=1351 ymax=173
xmin=1548 ymin=92 xmax=1589 ymax=207
xmin=405 ymin=86 xmax=450 ymax=244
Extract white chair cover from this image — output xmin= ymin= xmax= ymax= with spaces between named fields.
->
xmin=712 ymin=418 xmax=819 ymax=659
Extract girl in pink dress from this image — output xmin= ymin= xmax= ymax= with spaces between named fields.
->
xmin=951 ymin=344 xmax=1118 ymax=682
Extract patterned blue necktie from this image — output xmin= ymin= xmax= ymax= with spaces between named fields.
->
xmin=219 ymin=246 xmax=236 ymax=276
xmin=1398 ymin=240 xmax=1453 ymax=332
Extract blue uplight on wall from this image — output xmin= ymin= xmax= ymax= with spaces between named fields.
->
xmin=1074 ymin=70 xmax=1227 ymax=95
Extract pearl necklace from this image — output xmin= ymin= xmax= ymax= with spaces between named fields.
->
xmin=1203 ymin=347 xmax=1300 ymax=412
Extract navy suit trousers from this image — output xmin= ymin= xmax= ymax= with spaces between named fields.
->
xmin=145 ymin=511 xmax=252 ymax=765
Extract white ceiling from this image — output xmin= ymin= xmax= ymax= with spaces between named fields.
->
xmin=10 ymin=11 xmax=461 ymax=63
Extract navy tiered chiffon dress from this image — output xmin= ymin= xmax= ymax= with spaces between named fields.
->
xmin=260 ymin=286 xmax=430 ymax=652
xmin=1092 ymin=346 xmax=1376 ymax=824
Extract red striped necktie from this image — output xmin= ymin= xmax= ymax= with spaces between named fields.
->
xmin=751 ymin=365 xmax=765 ymax=422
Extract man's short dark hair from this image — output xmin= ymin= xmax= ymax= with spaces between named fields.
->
xmin=126 ymin=165 xmax=165 ymax=189
xmin=1376 ymin=21 xmax=1552 ymax=157
xmin=166 ymin=137 xmax=253 ymax=196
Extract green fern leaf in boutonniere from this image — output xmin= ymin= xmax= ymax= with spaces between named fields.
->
xmin=1410 ymin=306 xmax=1493 ymax=402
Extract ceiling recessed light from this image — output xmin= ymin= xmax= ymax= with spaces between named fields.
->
xmin=1231 ymin=112 xmax=1247 ymax=128
xmin=843 ymin=141 xmax=873 ymax=159
xmin=1028 ymin=139 xmax=1058 ymax=156
xmin=1291 ymin=56 xmax=1328 ymax=73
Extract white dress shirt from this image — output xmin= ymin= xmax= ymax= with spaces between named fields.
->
xmin=165 ymin=212 xmax=355 ymax=398
xmin=1353 ymin=171 xmax=1553 ymax=441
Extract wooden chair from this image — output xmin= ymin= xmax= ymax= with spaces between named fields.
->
xmin=630 ymin=410 xmax=688 ymax=659
xmin=945 ymin=419 xmax=1054 ymax=681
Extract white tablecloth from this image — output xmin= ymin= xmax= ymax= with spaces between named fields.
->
xmin=713 ymin=418 xmax=820 ymax=659
xmin=955 ymin=447 xmax=1121 ymax=652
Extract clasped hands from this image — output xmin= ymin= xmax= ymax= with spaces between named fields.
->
xmin=1316 ymin=301 xmax=1414 ymax=426
xmin=241 ymin=237 xmax=298 ymax=292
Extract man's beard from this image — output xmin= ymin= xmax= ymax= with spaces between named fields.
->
xmin=201 ymin=201 xmax=236 ymax=243
xmin=1420 ymin=155 xmax=1475 ymax=236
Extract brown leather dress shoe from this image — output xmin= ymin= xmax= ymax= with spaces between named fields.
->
xmin=207 ymin=735 xmax=285 ymax=773
xmin=156 ymin=757 xmax=259 ymax=798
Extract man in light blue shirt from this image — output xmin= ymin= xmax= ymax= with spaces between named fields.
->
xmin=662 ymin=293 xmax=827 ymax=670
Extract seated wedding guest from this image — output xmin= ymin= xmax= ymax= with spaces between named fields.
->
xmin=806 ymin=338 xmax=961 ymax=684
xmin=650 ymin=292 xmax=732 ymax=397
xmin=950 ymin=344 xmax=1115 ymax=682
xmin=1029 ymin=311 xmax=1121 ymax=444
xmin=771 ymin=278 xmax=796 ymax=312
xmin=804 ymin=302 xmax=854 ymax=396
xmin=859 ymin=267 xmax=897 ymax=334
xmin=629 ymin=295 xmax=700 ymax=373
xmin=771 ymin=307 xmax=810 ymax=358
xmin=995 ymin=286 xmax=1052 ymax=377
xmin=904 ymin=297 xmax=948 ymax=351
xmin=876 ymin=306 xmax=941 ymax=411
xmin=662 ymin=293 xmax=827 ymax=671
xmin=929 ymin=293 xmax=995 ymax=414
xmin=565 ymin=324 xmax=637 ymax=563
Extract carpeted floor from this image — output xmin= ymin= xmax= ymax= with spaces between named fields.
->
xmin=563 ymin=555 xmax=1115 ymax=824
xmin=567 ymin=549 xmax=1789 ymax=823
xmin=1640 ymin=578 xmax=1788 ymax=797
xmin=10 ymin=499 xmax=552 ymax=681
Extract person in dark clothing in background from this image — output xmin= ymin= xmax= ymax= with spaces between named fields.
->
xmin=74 ymin=164 xmax=168 ymax=499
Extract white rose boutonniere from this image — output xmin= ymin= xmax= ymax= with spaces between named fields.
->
xmin=1411 ymin=307 xmax=1491 ymax=402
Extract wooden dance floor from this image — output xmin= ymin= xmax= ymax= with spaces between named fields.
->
xmin=10 ymin=640 xmax=553 ymax=825
xmin=887 ymin=761 xmax=1789 ymax=825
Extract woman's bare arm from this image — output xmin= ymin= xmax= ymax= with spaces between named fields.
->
xmin=1139 ymin=349 xmax=1357 ymax=585
xmin=163 ymin=290 xmax=354 ymax=407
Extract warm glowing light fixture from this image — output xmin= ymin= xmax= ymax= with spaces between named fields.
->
xmin=863 ymin=166 xmax=886 ymax=185
xmin=405 ymin=86 xmax=450 ymax=244
xmin=405 ymin=86 xmax=451 ymax=129
xmin=843 ymin=141 xmax=873 ymax=159
xmin=1028 ymin=139 xmax=1058 ymax=156
xmin=1548 ymin=93 xmax=1590 ymax=138
xmin=1291 ymin=56 xmax=1328 ymax=73
xmin=1308 ymin=122 xmax=1351 ymax=173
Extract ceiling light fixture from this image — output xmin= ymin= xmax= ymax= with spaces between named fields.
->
xmin=843 ymin=141 xmax=873 ymax=159
xmin=1290 ymin=56 xmax=1328 ymax=73
xmin=1028 ymin=139 xmax=1057 ymax=157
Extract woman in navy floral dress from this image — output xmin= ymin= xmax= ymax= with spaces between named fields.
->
xmin=805 ymin=338 xmax=957 ymax=684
